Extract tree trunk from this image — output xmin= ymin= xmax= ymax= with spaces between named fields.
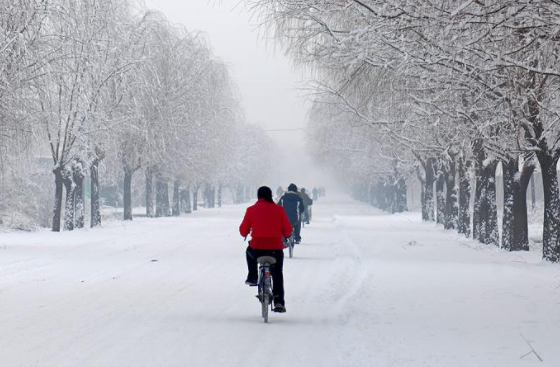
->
xmin=436 ymin=168 xmax=445 ymax=225
xmin=204 ymin=184 xmax=215 ymax=208
xmin=155 ymin=176 xmax=166 ymax=218
xmin=484 ymin=161 xmax=499 ymax=246
xmin=193 ymin=185 xmax=198 ymax=211
xmin=52 ymin=167 xmax=64 ymax=232
xmin=162 ymin=181 xmax=170 ymax=216
xmin=90 ymin=159 xmax=101 ymax=227
xmin=381 ymin=181 xmax=392 ymax=212
xmin=145 ymin=168 xmax=154 ymax=218
xmin=73 ymin=165 xmax=85 ymax=229
xmin=424 ymin=158 xmax=436 ymax=222
xmin=458 ymin=157 xmax=471 ymax=237
xmin=472 ymin=140 xmax=485 ymax=241
xmin=512 ymin=181 xmax=530 ymax=251
xmin=185 ymin=187 xmax=192 ymax=213
xmin=210 ymin=185 xmax=216 ymax=208
xmin=181 ymin=188 xmax=192 ymax=214
xmin=63 ymin=170 xmax=74 ymax=231
xmin=511 ymin=159 xmax=534 ymax=251
xmin=472 ymin=178 xmax=482 ymax=240
xmin=378 ymin=182 xmax=385 ymax=210
xmin=172 ymin=180 xmax=180 ymax=217
xmin=538 ymin=153 xmax=560 ymax=262
xmin=203 ymin=185 xmax=209 ymax=207
xmin=155 ymin=178 xmax=162 ymax=217
xmin=418 ymin=177 xmax=426 ymax=219
xmin=530 ymin=173 xmax=536 ymax=210
xmin=415 ymin=160 xmax=427 ymax=219
xmin=395 ymin=177 xmax=407 ymax=213
xmin=502 ymin=159 xmax=516 ymax=251
xmin=218 ymin=185 xmax=222 ymax=207
xmin=475 ymin=173 xmax=487 ymax=243
xmin=444 ymin=157 xmax=458 ymax=230
xmin=382 ymin=181 xmax=391 ymax=211
xmin=123 ymin=168 xmax=133 ymax=221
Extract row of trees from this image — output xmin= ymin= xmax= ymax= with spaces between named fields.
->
xmin=0 ymin=0 xmax=272 ymax=231
xmin=249 ymin=0 xmax=560 ymax=262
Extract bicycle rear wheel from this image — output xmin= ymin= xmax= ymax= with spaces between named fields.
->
xmin=262 ymin=293 xmax=269 ymax=323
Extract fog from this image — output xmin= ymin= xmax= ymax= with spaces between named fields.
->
xmin=144 ymin=0 xmax=338 ymax=190
xmin=146 ymin=0 xmax=309 ymax=147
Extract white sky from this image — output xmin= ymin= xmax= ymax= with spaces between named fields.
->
xmin=145 ymin=0 xmax=308 ymax=147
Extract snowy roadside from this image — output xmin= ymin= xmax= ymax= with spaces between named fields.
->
xmin=1 ymin=195 xmax=559 ymax=367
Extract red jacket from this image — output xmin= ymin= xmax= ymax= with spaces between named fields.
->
xmin=239 ymin=199 xmax=293 ymax=250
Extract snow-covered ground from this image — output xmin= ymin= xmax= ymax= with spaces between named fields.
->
xmin=1 ymin=194 xmax=559 ymax=367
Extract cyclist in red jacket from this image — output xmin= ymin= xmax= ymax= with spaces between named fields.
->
xmin=239 ymin=186 xmax=292 ymax=313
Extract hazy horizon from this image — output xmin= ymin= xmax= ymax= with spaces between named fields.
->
xmin=145 ymin=0 xmax=310 ymax=149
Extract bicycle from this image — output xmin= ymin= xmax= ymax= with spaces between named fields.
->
xmin=256 ymin=256 xmax=276 ymax=323
xmin=284 ymin=232 xmax=294 ymax=258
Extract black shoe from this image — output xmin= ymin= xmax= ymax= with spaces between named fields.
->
xmin=273 ymin=304 xmax=286 ymax=313
xmin=295 ymin=240 xmax=301 ymax=244
xmin=245 ymin=279 xmax=258 ymax=287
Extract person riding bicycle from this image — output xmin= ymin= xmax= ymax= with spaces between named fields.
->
xmin=277 ymin=183 xmax=304 ymax=244
xmin=239 ymin=186 xmax=292 ymax=313
xmin=300 ymin=187 xmax=313 ymax=225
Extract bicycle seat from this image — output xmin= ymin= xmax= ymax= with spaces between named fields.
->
xmin=257 ymin=256 xmax=277 ymax=265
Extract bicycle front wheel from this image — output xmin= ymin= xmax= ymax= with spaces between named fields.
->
xmin=262 ymin=293 xmax=269 ymax=323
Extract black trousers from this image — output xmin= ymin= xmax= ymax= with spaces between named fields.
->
xmin=246 ymin=247 xmax=285 ymax=305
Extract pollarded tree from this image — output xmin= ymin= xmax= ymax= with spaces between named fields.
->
xmin=119 ymin=13 xmax=207 ymax=218
xmin=25 ymin=0 xmax=140 ymax=231
xmin=81 ymin=1 xmax=144 ymax=226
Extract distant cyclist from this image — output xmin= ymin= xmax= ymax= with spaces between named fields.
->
xmin=277 ymin=183 xmax=304 ymax=244
xmin=239 ymin=186 xmax=292 ymax=313
xmin=300 ymin=188 xmax=313 ymax=225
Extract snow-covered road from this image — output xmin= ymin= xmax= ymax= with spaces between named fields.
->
xmin=1 ymin=195 xmax=559 ymax=367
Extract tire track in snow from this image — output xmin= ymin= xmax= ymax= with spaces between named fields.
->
xmin=325 ymin=216 xmax=369 ymax=324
